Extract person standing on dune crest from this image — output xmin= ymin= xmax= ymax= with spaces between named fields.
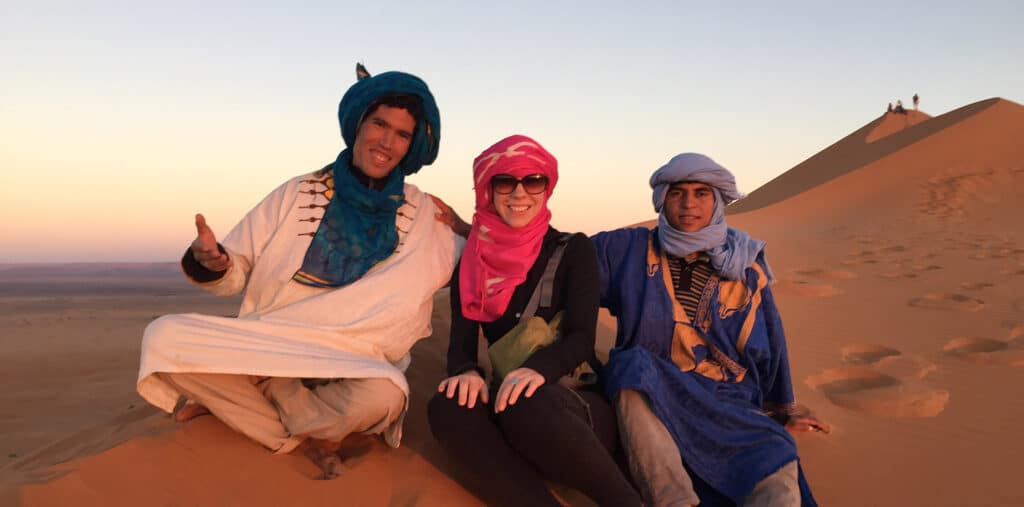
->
xmin=591 ymin=153 xmax=829 ymax=506
xmin=136 ymin=64 xmax=464 ymax=479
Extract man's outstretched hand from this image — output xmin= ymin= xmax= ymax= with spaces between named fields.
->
xmin=787 ymin=414 xmax=831 ymax=434
xmin=190 ymin=213 xmax=232 ymax=272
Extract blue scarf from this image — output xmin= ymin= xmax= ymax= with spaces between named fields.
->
xmin=295 ymin=70 xmax=441 ymax=288
xmin=651 ymin=153 xmax=774 ymax=283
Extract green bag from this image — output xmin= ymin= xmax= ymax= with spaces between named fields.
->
xmin=485 ymin=234 xmax=579 ymax=384
xmin=488 ymin=311 xmax=564 ymax=382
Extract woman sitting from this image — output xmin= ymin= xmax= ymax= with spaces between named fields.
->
xmin=428 ymin=135 xmax=640 ymax=507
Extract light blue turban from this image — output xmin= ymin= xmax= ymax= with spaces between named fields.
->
xmin=650 ymin=153 xmax=744 ymax=211
xmin=650 ymin=153 xmax=773 ymax=283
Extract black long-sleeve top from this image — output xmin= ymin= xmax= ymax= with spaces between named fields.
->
xmin=446 ymin=228 xmax=601 ymax=385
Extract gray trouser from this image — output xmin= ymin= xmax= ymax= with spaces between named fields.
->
xmin=262 ymin=376 xmax=404 ymax=442
xmin=160 ymin=373 xmax=404 ymax=454
xmin=616 ymin=389 xmax=799 ymax=507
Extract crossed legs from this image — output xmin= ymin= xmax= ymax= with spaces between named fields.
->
xmin=159 ymin=372 xmax=404 ymax=479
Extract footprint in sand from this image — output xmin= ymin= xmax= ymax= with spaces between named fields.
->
xmin=805 ymin=366 xmax=949 ymax=418
xmin=1010 ymin=325 xmax=1024 ymax=345
xmin=841 ymin=249 xmax=880 ymax=266
xmin=1000 ymin=267 xmax=1024 ymax=277
xmin=776 ymin=280 xmax=843 ymax=297
xmin=841 ymin=344 xmax=901 ymax=365
xmin=1013 ymin=299 xmax=1024 ymax=313
xmin=792 ymin=268 xmax=858 ymax=280
xmin=845 ymin=234 xmax=880 ymax=246
xmin=879 ymin=272 xmax=918 ymax=280
xmin=907 ymin=293 xmax=985 ymax=312
xmin=943 ymin=336 xmax=1008 ymax=356
xmin=981 ymin=245 xmax=1020 ymax=259
xmin=944 ymin=335 xmax=1024 ymax=367
xmin=847 ymin=249 xmax=876 ymax=259
xmin=876 ymin=355 xmax=939 ymax=380
xmin=881 ymin=245 xmax=907 ymax=253
xmin=840 ymin=344 xmax=936 ymax=378
xmin=841 ymin=258 xmax=880 ymax=266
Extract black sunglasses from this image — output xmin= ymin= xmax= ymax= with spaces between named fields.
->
xmin=491 ymin=173 xmax=549 ymax=195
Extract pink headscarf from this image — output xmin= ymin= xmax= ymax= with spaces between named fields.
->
xmin=459 ymin=134 xmax=559 ymax=322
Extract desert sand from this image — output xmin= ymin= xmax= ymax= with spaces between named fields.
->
xmin=2 ymin=97 xmax=1023 ymax=506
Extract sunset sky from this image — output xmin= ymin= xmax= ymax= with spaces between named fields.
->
xmin=2 ymin=1 xmax=1021 ymax=262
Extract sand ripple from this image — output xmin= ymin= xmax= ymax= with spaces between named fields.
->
xmin=907 ymin=292 xmax=985 ymax=311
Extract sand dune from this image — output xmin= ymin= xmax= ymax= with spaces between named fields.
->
xmin=725 ymin=96 xmax=1024 ymax=505
xmin=727 ymin=99 xmax=1002 ymax=214
xmin=4 ymin=97 xmax=1024 ymax=506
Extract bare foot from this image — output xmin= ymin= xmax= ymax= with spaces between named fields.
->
xmin=299 ymin=439 xmax=345 ymax=480
xmin=173 ymin=402 xmax=210 ymax=422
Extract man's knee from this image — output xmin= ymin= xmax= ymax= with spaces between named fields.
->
xmin=311 ymin=377 xmax=405 ymax=432
xmin=745 ymin=460 xmax=799 ymax=507
xmin=616 ymin=388 xmax=646 ymax=411
xmin=615 ymin=389 xmax=664 ymax=435
xmin=351 ymin=377 xmax=405 ymax=424
xmin=142 ymin=314 xmax=187 ymax=349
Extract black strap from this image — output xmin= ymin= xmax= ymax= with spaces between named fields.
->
xmin=518 ymin=233 xmax=572 ymax=325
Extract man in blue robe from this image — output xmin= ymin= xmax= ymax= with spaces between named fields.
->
xmin=591 ymin=153 xmax=828 ymax=506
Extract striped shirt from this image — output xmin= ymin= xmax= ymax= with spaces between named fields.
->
xmin=666 ymin=253 xmax=713 ymax=322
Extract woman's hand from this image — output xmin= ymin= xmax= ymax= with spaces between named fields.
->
xmin=437 ymin=371 xmax=488 ymax=409
xmin=495 ymin=368 xmax=545 ymax=413
xmin=430 ymin=194 xmax=471 ymax=238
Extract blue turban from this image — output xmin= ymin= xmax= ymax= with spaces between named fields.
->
xmin=337 ymin=71 xmax=440 ymax=176
xmin=650 ymin=153 xmax=773 ymax=283
xmin=294 ymin=70 xmax=441 ymax=288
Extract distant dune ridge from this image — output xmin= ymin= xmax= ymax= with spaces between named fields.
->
xmin=727 ymin=98 xmax=1014 ymax=214
xmin=3 ymin=97 xmax=1024 ymax=506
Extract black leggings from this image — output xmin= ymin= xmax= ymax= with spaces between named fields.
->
xmin=427 ymin=383 xmax=641 ymax=507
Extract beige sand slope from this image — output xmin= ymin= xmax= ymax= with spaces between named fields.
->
xmin=726 ymin=97 xmax=1024 ymax=506
xmin=5 ymin=97 xmax=1024 ymax=506
xmin=730 ymin=104 xmax=971 ymax=214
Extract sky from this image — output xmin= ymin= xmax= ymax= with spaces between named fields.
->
xmin=2 ymin=1 xmax=1021 ymax=262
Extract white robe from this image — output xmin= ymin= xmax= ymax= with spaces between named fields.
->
xmin=137 ymin=171 xmax=463 ymax=446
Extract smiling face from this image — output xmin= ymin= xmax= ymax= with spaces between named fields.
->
xmin=492 ymin=175 xmax=547 ymax=229
xmin=663 ymin=181 xmax=716 ymax=232
xmin=351 ymin=105 xmax=416 ymax=180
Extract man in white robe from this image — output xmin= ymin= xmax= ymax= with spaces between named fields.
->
xmin=137 ymin=67 xmax=463 ymax=478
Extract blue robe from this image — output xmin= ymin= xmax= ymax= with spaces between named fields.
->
xmin=592 ymin=227 xmax=815 ymax=506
